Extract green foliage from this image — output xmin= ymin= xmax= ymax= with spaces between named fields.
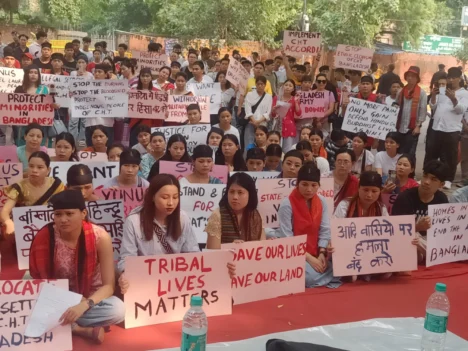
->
xmin=453 ymin=38 xmax=468 ymax=65
xmin=41 ymin=0 xmax=82 ymax=24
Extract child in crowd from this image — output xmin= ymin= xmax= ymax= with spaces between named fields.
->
xmin=186 ymin=103 xmax=202 ymax=125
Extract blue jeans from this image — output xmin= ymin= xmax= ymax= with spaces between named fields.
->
xmin=76 ymin=296 xmax=125 ymax=327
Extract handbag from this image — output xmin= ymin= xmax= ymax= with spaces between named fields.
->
xmin=239 ymin=93 xmax=266 ymax=127
xmin=48 ymin=110 xmax=68 ymax=138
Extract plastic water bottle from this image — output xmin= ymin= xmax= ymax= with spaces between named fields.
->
xmin=181 ymin=296 xmax=208 ymax=351
xmin=421 ymin=283 xmax=450 ymax=351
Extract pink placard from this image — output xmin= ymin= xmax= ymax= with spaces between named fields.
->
xmin=124 ymin=251 xmax=232 ymax=328
xmin=159 ymin=160 xmax=228 ymax=184
xmin=316 ymin=177 xmax=334 ymax=217
xmin=128 ymin=90 xmax=167 ymax=119
xmin=299 ymin=90 xmax=329 ymax=118
xmin=131 ymin=51 xmax=168 ymax=73
xmin=381 ymin=193 xmax=398 ymax=214
xmin=256 ymin=178 xmax=296 ymax=228
xmin=166 ymin=95 xmax=210 ymax=123
xmin=331 ymin=215 xmax=417 ymax=276
xmin=334 ymin=44 xmax=375 ymax=72
xmin=0 ymin=145 xmax=19 ymax=162
xmin=222 ymin=236 xmax=307 ymax=305
xmin=0 ymin=163 xmax=23 ymax=211
xmin=0 ymin=93 xmax=54 ymax=126
xmin=226 ymin=58 xmax=250 ymax=95
xmin=283 ymin=31 xmax=321 ymax=56
xmin=95 ymin=187 xmax=146 ymax=217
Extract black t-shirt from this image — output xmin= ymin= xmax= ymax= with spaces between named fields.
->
xmin=182 ymin=66 xmax=194 ymax=80
xmin=392 ymin=187 xmax=448 ymax=236
xmin=63 ymin=59 xmax=77 ymax=74
xmin=32 ymin=58 xmax=53 ymax=74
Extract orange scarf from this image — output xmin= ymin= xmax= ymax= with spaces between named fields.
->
xmin=397 ymin=84 xmax=421 ymax=130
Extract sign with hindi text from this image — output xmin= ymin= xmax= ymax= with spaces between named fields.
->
xmin=49 ymin=161 xmax=119 ymax=188
xmin=283 ymin=31 xmax=321 ymax=55
xmin=128 ymin=90 xmax=167 ymax=119
xmin=95 ymin=187 xmax=146 ymax=217
xmin=131 ymin=51 xmax=168 ymax=73
xmin=335 ymin=45 xmax=375 ymax=72
xmin=0 ymin=68 xmax=24 ymax=93
xmin=0 ymin=93 xmax=54 ymax=126
xmin=160 ymin=161 xmax=228 ymax=184
xmin=166 ymin=95 xmax=210 ymax=123
xmin=187 ymin=82 xmax=222 ymax=115
xmin=41 ymin=74 xmax=71 ymax=108
xmin=226 ymin=58 xmax=250 ymax=95
xmin=151 ymin=124 xmax=209 ymax=154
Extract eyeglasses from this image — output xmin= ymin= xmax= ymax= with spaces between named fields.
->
xmin=336 ymin=160 xmax=351 ymax=165
xmin=316 ymin=80 xmax=327 ymax=84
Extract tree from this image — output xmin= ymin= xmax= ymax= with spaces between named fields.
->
xmin=0 ymin=0 xmax=20 ymax=22
xmin=453 ymin=38 xmax=468 ymax=67
xmin=40 ymin=0 xmax=82 ymax=24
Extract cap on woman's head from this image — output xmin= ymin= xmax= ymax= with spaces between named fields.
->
xmin=49 ymin=190 xmax=86 ymax=211
xmin=119 ymin=149 xmax=141 ymax=167
xmin=359 ymin=171 xmax=382 ymax=188
xmin=192 ymin=144 xmax=213 ymax=160
xmin=297 ymin=162 xmax=320 ymax=183
xmin=67 ymin=164 xmax=93 ymax=186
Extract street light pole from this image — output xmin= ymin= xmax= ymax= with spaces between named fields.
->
xmin=301 ymin=0 xmax=309 ymax=32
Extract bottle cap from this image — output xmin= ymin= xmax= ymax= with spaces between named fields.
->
xmin=190 ymin=296 xmax=203 ymax=307
xmin=435 ymin=283 xmax=446 ymax=292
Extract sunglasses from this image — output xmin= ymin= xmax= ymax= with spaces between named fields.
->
xmin=316 ymin=80 xmax=327 ymax=84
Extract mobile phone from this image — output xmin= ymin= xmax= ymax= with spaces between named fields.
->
xmin=387 ymin=170 xmax=397 ymax=184
xmin=439 ymin=87 xmax=446 ymax=95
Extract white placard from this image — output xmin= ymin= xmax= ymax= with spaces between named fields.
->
xmin=131 ymin=51 xmax=168 ymax=73
xmin=49 ymin=161 xmax=119 ymax=187
xmin=256 ymin=178 xmax=296 ymax=228
xmin=151 ymin=124 xmax=209 ymax=154
xmin=187 ymin=82 xmax=222 ymax=115
xmin=41 ymin=74 xmax=71 ymax=108
xmin=226 ymin=58 xmax=250 ymax=95
xmin=230 ymin=171 xmax=280 ymax=182
xmin=0 ymin=67 xmax=24 ymax=93
xmin=335 ymin=45 xmax=375 ymax=72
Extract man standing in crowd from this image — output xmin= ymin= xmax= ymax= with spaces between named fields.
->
xmin=13 ymin=34 xmax=29 ymax=61
xmin=8 ymin=31 xmax=19 ymax=48
xmin=430 ymin=64 xmax=446 ymax=90
xmin=0 ymin=32 xmax=6 ymax=59
xmin=377 ymin=63 xmax=401 ymax=96
xmin=63 ymin=42 xmax=77 ymax=74
xmin=334 ymin=68 xmax=349 ymax=90
xmin=71 ymin=39 xmax=81 ymax=59
xmin=81 ymin=36 xmax=93 ymax=61
xmin=395 ymin=66 xmax=427 ymax=157
xmin=87 ymin=49 xmax=103 ymax=73
xmin=348 ymin=70 xmax=361 ymax=93
xmin=200 ymin=47 xmax=211 ymax=74
xmin=100 ymin=41 xmax=114 ymax=59
xmin=273 ymin=55 xmax=287 ymax=86
xmin=246 ymin=62 xmax=272 ymax=94
xmin=182 ymin=50 xmax=198 ymax=80
xmin=426 ymin=67 xmax=468 ymax=189
xmin=2 ymin=47 xmax=20 ymax=68
xmin=21 ymin=52 xmax=33 ymax=68
xmin=115 ymin=44 xmax=128 ymax=63
xmin=51 ymin=53 xmax=69 ymax=75
xmin=264 ymin=59 xmax=278 ymax=96
xmin=32 ymin=42 xmax=53 ymax=73
xmin=232 ymin=49 xmax=241 ymax=61
xmin=172 ymin=43 xmax=185 ymax=65
xmin=29 ymin=30 xmax=48 ymax=59
xmin=148 ymin=42 xmax=162 ymax=53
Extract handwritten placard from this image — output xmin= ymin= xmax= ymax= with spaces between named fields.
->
xmin=283 ymin=31 xmax=321 ymax=56
xmin=159 ymin=161 xmax=228 ymax=184
xmin=49 ymin=161 xmax=119 ymax=187
xmin=222 ymin=236 xmax=306 ymax=305
xmin=335 ymin=45 xmax=375 ymax=72
xmin=331 ymin=215 xmax=417 ymax=276
xmin=41 ymin=74 xmax=71 ymax=108
xmin=256 ymin=178 xmax=296 ymax=228
xmin=151 ymin=124 xmax=209 ymax=154
xmin=0 ymin=67 xmax=24 ymax=93
xmin=124 ymin=251 xmax=232 ymax=328
xmin=128 ymin=90 xmax=167 ymax=119
xmin=316 ymin=177 xmax=334 ymax=217
xmin=342 ymin=98 xmax=398 ymax=140
xmin=167 ymin=95 xmax=210 ymax=123
xmin=95 ymin=187 xmax=146 ymax=217
xmin=131 ymin=51 xmax=168 ymax=73
xmin=13 ymin=200 xmax=124 ymax=269
xmin=187 ymin=82 xmax=222 ymax=115
xmin=180 ymin=183 xmax=225 ymax=243
xmin=0 ymin=93 xmax=54 ymax=126
xmin=230 ymin=171 xmax=280 ymax=182
xmin=78 ymin=151 xmax=108 ymax=162
xmin=69 ymin=79 xmax=128 ymax=118
xmin=0 ymin=163 xmax=23 ymax=211
xmin=299 ymin=90 xmax=328 ymax=118
xmin=226 ymin=58 xmax=250 ymax=95
xmin=0 ymin=145 xmax=19 ymax=162
xmin=0 ymin=279 xmax=73 ymax=350
xmin=426 ymin=203 xmax=468 ymax=267
xmin=381 ymin=194 xmax=397 ymax=215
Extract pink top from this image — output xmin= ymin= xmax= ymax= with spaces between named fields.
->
xmin=54 ymin=223 xmax=106 ymax=295
xmin=272 ymin=96 xmax=302 ymax=138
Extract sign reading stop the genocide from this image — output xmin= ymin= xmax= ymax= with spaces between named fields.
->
xmin=283 ymin=31 xmax=322 ymax=55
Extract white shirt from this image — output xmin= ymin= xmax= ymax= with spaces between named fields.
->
xmin=187 ymin=75 xmax=213 ymax=84
xmin=80 ymin=50 xmax=94 ymax=61
xmin=221 ymin=88 xmax=236 ymax=107
xmin=385 ymin=96 xmax=396 ymax=106
xmin=374 ymin=151 xmax=401 ymax=176
xmin=430 ymin=88 xmax=468 ymax=133
xmin=70 ymin=71 xmax=94 ymax=79
xmin=29 ymin=42 xmax=42 ymax=59
xmin=316 ymin=157 xmax=330 ymax=176
xmin=213 ymin=124 xmax=240 ymax=141
xmin=352 ymin=149 xmax=375 ymax=175
xmin=244 ymin=90 xmax=272 ymax=125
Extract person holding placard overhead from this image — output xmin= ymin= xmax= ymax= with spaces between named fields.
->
xmin=67 ymin=164 xmax=100 ymax=201
xmin=1 ymin=152 xmax=65 ymax=235
xmin=277 ymin=163 xmax=340 ymax=288
xmin=182 ymin=145 xmax=223 ymax=184
xmin=29 ymin=190 xmax=125 ymax=344
xmin=206 ymin=172 xmax=265 ymax=249
xmin=215 ymin=134 xmax=247 ymax=172
xmin=51 ymin=132 xmax=79 ymax=162
xmin=102 ymin=149 xmax=149 ymax=189
xmin=141 ymin=132 xmax=166 ymax=179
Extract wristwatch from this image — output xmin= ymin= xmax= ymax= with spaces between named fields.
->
xmin=87 ymin=299 xmax=95 ymax=310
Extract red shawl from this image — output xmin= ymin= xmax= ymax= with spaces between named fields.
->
xmin=334 ymin=174 xmax=359 ymax=209
xmin=397 ymin=84 xmax=421 ymax=130
xmin=289 ymin=188 xmax=323 ymax=257
xmin=30 ymin=221 xmax=97 ymax=297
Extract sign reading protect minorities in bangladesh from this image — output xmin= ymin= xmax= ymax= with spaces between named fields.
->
xmin=128 ymin=90 xmax=167 ymax=119
xmin=131 ymin=51 xmax=168 ymax=73
xmin=0 ymin=68 xmax=24 ymax=93
xmin=283 ymin=31 xmax=321 ymax=55
xmin=335 ymin=45 xmax=375 ymax=72
xmin=0 ymin=93 xmax=54 ymax=126
xmin=166 ymin=95 xmax=210 ymax=123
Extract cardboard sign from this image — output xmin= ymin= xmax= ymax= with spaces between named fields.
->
xmin=41 ymin=74 xmax=71 ymax=108
xmin=316 ymin=177 xmax=334 ymax=217
xmin=179 ymin=183 xmax=225 ymax=243
xmin=159 ymin=161 xmax=228 ymax=184
xmin=331 ymin=215 xmax=417 ymax=276
xmin=95 ymin=187 xmax=146 ymax=217
xmin=13 ymin=199 xmax=124 ymax=269
xmin=342 ymin=98 xmax=398 ymax=140
xmin=335 ymin=45 xmax=375 ymax=72
xmin=0 ymin=163 xmax=23 ymax=211
xmin=128 ymin=90 xmax=167 ymax=119
xmin=0 ymin=279 xmax=73 ymax=350
xmin=230 ymin=171 xmax=280 ymax=182
xmin=256 ymin=178 xmax=296 ymax=228
xmin=49 ymin=161 xmax=119 ymax=188
xmin=426 ymin=203 xmax=468 ymax=267
xmin=151 ymin=124 xmax=209 ymax=154
xmin=381 ymin=193 xmax=398 ymax=215
xmin=69 ymin=79 xmax=128 ymax=118
xmin=0 ymin=93 xmax=54 ymax=126
xmin=124 ymin=251 xmax=232 ymax=328
xmin=222 ymin=236 xmax=307 ymax=305
xmin=187 ymin=82 xmax=222 ymax=115
xmin=226 ymin=58 xmax=250 ymax=95
xmin=0 ymin=145 xmax=19 ymax=162
xmin=77 ymin=151 xmax=108 ymax=162
xmin=283 ymin=31 xmax=321 ymax=56
xmin=299 ymin=90 xmax=329 ymax=118
xmin=131 ymin=51 xmax=168 ymax=73
xmin=0 ymin=67 xmax=24 ymax=93
xmin=166 ymin=95 xmax=210 ymax=123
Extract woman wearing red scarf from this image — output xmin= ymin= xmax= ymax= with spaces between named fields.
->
xmin=278 ymin=163 xmax=341 ymax=288
xmin=333 ymin=149 xmax=359 ymax=209
xmin=29 ymin=190 xmax=124 ymax=344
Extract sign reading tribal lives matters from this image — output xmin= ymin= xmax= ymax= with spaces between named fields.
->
xmin=41 ymin=74 xmax=71 ymax=108
xmin=180 ymin=183 xmax=225 ymax=243
xmin=342 ymin=98 xmax=398 ymax=140
xmin=222 ymin=236 xmax=306 ymax=305
xmin=131 ymin=51 xmax=168 ymax=73
xmin=128 ymin=90 xmax=167 ymax=119
xmin=152 ymin=124 xmax=209 ymax=154
xmin=13 ymin=200 xmax=124 ymax=269
xmin=69 ymin=79 xmax=128 ymax=118
xmin=331 ymin=215 xmax=417 ymax=276
xmin=299 ymin=90 xmax=330 ymax=119
xmin=166 ymin=95 xmax=210 ymax=123
xmin=49 ymin=161 xmax=119 ymax=188
xmin=0 ymin=67 xmax=24 ymax=93
xmin=0 ymin=93 xmax=54 ymax=126
xmin=335 ymin=44 xmax=375 ymax=72
xmin=159 ymin=161 xmax=228 ymax=184
xmin=283 ymin=31 xmax=321 ymax=55
xmin=94 ymin=187 xmax=146 ymax=217
xmin=426 ymin=203 xmax=468 ymax=267
xmin=226 ymin=57 xmax=250 ymax=95
xmin=0 ymin=279 xmax=73 ymax=350
xmin=187 ymin=82 xmax=222 ymax=115
xmin=124 ymin=251 xmax=232 ymax=328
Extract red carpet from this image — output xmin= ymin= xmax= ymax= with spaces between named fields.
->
xmin=2 ymin=237 xmax=468 ymax=351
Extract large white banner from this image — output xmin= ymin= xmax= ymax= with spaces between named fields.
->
xmin=49 ymin=161 xmax=119 ymax=187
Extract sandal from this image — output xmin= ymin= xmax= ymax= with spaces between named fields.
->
xmin=91 ymin=326 xmax=105 ymax=344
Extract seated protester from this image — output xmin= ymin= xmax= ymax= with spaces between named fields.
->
xmin=16 ymin=123 xmax=48 ymax=175
xmin=102 ymin=150 xmax=149 ymax=189
xmin=296 ymin=140 xmax=330 ymax=176
xmin=351 ymin=132 xmax=374 ymax=176
xmin=141 ymin=132 xmax=166 ymax=179
xmin=206 ymin=172 xmax=265 ymax=249
xmin=333 ymin=149 xmax=359 ymax=209
xmin=83 ymin=125 xmax=109 ymax=153
xmin=450 ymin=185 xmax=468 ymax=203
xmin=264 ymin=144 xmax=283 ymax=172
xmin=182 ymin=145 xmax=223 ymax=184
xmin=382 ymin=154 xmax=418 ymax=195
xmin=107 ymin=143 xmax=125 ymax=162
xmin=291 ymin=125 xmax=313 ymax=150
xmin=213 ymin=107 xmax=240 ymax=142
xmin=246 ymin=126 xmax=268 ymax=154
xmin=392 ymin=160 xmax=449 ymax=263
xmin=267 ymin=131 xmax=282 ymax=146
xmin=309 ymin=128 xmax=328 ymax=159
xmin=67 ymin=164 xmax=100 ymax=201
xmin=29 ymin=190 xmax=124 ymax=344
xmin=246 ymin=148 xmax=266 ymax=172
xmin=325 ymin=129 xmax=352 ymax=170
xmin=52 ymin=132 xmax=79 ymax=162
xmin=375 ymin=132 xmax=402 ymax=180
xmin=215 ymin=134 xmax=247 ymax=172
xmin=153 ymin=66 xmax=175 ymax=91
xmin=1 ymin=152 xmax=64 ymax=235
xmin=278 ymin=163 xmax=340 ymax=288
xmin=187 ymin=60 xmax=213 ymax=84
xmin=206 ymin=127 xmax=224 ymax=149
xmin=148 ymin=134 xmax=192 ymax=182
xmin=131 ymin=125 xmax=151 ymax=156
xmin=186 ymin=103 xmax=202 ymax=125
xmin=278 ymin=150 xmax=304 ymax=178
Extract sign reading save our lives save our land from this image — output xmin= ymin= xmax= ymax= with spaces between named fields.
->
xmin=335 ymin=44 xmax=375 ymax=72
xmin=283 ymin=31 xmax=321 ymax=55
